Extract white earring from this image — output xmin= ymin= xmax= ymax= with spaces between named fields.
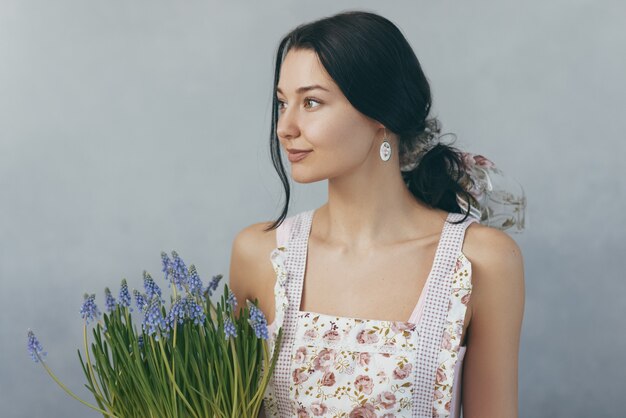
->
xmin=379 ymin=128 xmax=391 ymax=162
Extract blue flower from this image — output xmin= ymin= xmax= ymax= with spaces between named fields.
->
xmin=143 ymin=271 xmax=163 ymax=302
xmin=137 ymin=334 xmax=144 ymax=350
xmin=104 ymin=287 xmax=117 ymax=313
xmin=26 ymin=329 xmax=47 ymax=363
xmin=169 ymin=251 xmax=189 ymax=292
xmin=246 ymin=300 xmax=269 ymax=340
xmin=142 ymin=297 xmax=166 ymax=340
xmin=118 ymin=279 xmax=132 ymax=311
xmin=133 ymin=289 xmax=148 ymax=312
xmin=166 ymin=296 xmax=184 ymax=330
xmin=187 ymin=265 xmax=204 ymax=297
xmin=204 ymin=274 xmax=223 ymax=298
xmin=226 ymin=289 xmax=237 ymax=311
xmin=247 ymin=300 xmax=265 ymax=322
xmin=224 ymin=316 xmax=237 ymax=339
xmin=80 ymin=293 xmax=101 ymax=324
xmin=161 ymin=251 xmax=172 ymax=284
xmin=165 ymin=295 xmax=206 ymax=331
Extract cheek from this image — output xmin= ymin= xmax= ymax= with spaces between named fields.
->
xmin=306 ymin=115 xmax=372 ymax=160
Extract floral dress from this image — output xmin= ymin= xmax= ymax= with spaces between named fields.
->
xmin=261 ymin=209 xmax=477 ymax=418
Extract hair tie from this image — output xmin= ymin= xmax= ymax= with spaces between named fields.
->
xmin=400 ymin=142 xmax=526 ymax=232
xmin=456 ymin=152 xmax=526 ymax=232
xmin=399 ymin=139 xmax=439 ymax=172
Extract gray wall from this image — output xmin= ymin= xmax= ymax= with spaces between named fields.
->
xmin=1 ymin=1 xmax=624 ymax=417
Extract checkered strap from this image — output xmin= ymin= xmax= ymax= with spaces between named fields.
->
xmin=272 ymin=210 xmax=313 ymax=416
xmin=412 ymin=212 xmax=477 ymax=417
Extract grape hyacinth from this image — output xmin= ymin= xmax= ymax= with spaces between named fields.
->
xmin=133 ymin=289 xmax=148 ymax=312
xmin=187 ymin=264 xmax=203 ymax=297
xmin=143 ymin=271 xmax=163 ymax=303
xmin=166 ymin=295 xmax=206 ymax=331
xmin=27 ymin=250 xmax=284 ymax=418
xmin=169 ymin=250 xmax=189 ymax=291
xmin=204 ymin=274 xmax=223 ymax=298
xmin=27 ymin=329 xmax=47 ymax=363
xmin=104 ymin=287 xmax=117 ymax=313
xmin=142 ymin=297 xmax=166 ymax=340
xmin=161 ymin=251 xmax=171 ymax=274
xmin=118 ymin=278 xmax=132 ymax=311
xmin=185 ymin=295 xmax=206 ymax=325
xmin=161 ymin=251 xmax=172 ymax=282
xmin=223 ymin=316 xmax=237 ymax=339
xmin=246 ymin=300 xmax=269 ymax=340
xmin=226 ymin=289 xmax=237 ymax=311
xmin=80 ymin=293 xmax=101 ymax=324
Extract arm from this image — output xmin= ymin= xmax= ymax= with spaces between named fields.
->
xmin=461 ymin=227 xmax=526 ymax=418
xmin=229 ymin=223 xmax=272 ymax=418
xmin=228 ymin=223 xmax=265 ymax=321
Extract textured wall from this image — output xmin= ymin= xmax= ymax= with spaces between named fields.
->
xmin=1 ymin=1 xmax=624 ymax=417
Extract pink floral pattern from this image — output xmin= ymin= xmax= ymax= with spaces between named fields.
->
xmin=261 ymin=246 xmax=289 ymax=417
xmin=267 ymin=246 xmax=289 ymax=358
xmin=432 ymin=252 xmax=472 ymax=417
xmin=263 ymin=245 xmax=473 ymax=418
xmin=288 ymin=310 xmax=419 ymax=416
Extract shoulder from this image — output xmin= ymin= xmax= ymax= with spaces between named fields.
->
xmin=229 ymin=220 xmax=279 ymax=314
xmin=462 ymin=220 xmax=525 ymax=321
xmin=463 ymin=221 xmax=524 ymax=272
xmin=232 ymin=221 xmax=278 ymax=257
xmin=458 ymin=222 xmax=525 ymax=414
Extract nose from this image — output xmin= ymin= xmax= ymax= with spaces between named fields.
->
xmin=276 ymin=104 xmax=300 ymax=141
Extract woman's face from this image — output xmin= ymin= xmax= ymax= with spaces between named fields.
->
xmin=275 ymin=48 xmax=383 ymax=183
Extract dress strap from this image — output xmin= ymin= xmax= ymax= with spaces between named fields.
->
xmin=412 ymin=212 xmax=478 ymax=417
xmin=275 ymin=215 xmax=294 ymax=248
xmin=262 ymin=213 xmax=300 ymax=417
xmin=271 ymin=209 xmax=314 ymax=416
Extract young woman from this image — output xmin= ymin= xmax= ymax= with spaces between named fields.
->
xmin=230 ymin=10 xmax=525 ymax=418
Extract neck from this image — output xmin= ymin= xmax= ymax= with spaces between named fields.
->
xmin=314 ymin=164 xmax=447 ymax=252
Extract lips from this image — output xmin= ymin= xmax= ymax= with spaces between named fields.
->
xmin=287 ymin=150 xmax=312 ymax=162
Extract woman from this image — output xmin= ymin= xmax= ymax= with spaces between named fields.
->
xmin=230 ymin=10 xmax=525 ymax=418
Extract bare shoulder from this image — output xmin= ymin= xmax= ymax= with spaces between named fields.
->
xmin=462 ymin=222 xmax=525 ymax=301
xmin=229 ymin=221 xmax=278 ymax=318
xmin=232 ymin=221 xmax=277 ymax=258
xmin=460 ymin=222 xmax=525 ymax=416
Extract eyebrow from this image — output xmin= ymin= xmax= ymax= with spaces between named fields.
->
xmin=275 ymin=84 xmax=330 ymax=95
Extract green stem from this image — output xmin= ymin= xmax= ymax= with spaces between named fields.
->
xmin=171 ymin=322 xmax=178 ymax=416
xmin=37 ymin=354 xmax=120 ymax=418
xmin=157 ymin=337 xmax=200 ymax=418
xmin=229 ymin=338 xmax=238 ymax=418
xmin=83 ymin=322 xmax=108 ymax=408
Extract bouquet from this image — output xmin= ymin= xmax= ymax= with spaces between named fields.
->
xmin=27 ymin=250 xmax=282 ymax=418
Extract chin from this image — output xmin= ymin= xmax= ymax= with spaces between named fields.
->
xmin=291 ymin=170 xmax=326 ymax=184
xmin=291 ymin=175 xmax=318 ymax=184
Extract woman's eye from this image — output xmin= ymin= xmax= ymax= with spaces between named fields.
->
xmin=276 ymin=98 xmax=321 ymax=111
xmin=304 ymin=98 xmax=321 ymax=109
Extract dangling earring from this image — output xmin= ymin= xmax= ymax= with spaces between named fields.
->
xmin=379 ymin=127 xmax=391 ymax=162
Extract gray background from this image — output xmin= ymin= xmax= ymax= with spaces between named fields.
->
xmin=1 ymin=1 xmax=624 ymax=417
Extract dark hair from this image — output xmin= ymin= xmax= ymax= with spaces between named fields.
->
xmin=264 ymin=10 xmax=476 ymax=231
